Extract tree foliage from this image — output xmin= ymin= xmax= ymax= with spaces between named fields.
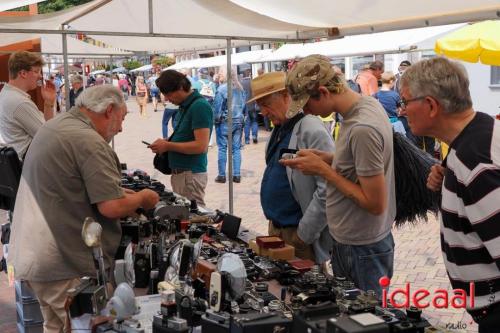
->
xmin=153 ymin=56 xmax=175 ymax=68
xmin=39 ymin=0 xmax=94 ymax=14
xmin=9 ymin=0 xmax=94 ymax=13
xmin=122 ymin=59 xmax=143 ymax=70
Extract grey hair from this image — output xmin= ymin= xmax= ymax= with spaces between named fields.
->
xmin=400 ymin=57 xmax=472 ymax=114
xmin=75 ymin=85 xmax=124 ymax=114
xmin=70 ymin=74 xmax=83 ymax=84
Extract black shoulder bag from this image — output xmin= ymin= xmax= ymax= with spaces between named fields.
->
xmin=153 ymin=95 xmax=203 ymax=174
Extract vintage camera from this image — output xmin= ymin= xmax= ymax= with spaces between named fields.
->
xmin=326 ymin=313 xmax=390 ymax=333
xmin=230 ymin=309 xmax=293 ymax=333
xmin=292 ymin=301 xmax=340 ymax=333
xmin=121 ymin=172 xmax=165 ymax=194
xmin=67 ymin=277 xmax=107 ymax=318
xmin=287 ymin=269 xmax=336 ymax=306
xmin=251 ymin=256 xmax=280 ymax=280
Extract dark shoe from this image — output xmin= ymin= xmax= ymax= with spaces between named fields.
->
xmin=253 ymin=138 xmax=258 ymax=144
xmin=233 ymin=176 xmax=241 ymax=183
xmin=215 ymin=176 xmax=226 ymax=183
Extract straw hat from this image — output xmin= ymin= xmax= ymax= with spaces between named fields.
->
xmin=247 ymin=71 xmax=286 ymax=103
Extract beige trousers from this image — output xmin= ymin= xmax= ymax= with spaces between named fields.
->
xmin=171 ymin=171 xmax=208 ymax=207
xmin=27 ymin=278 xmax=81 ymax=333
xmin=268 ymin=222 xmax=315 ymax=261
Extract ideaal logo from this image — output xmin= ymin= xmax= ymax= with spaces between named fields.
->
xmin=379 ymin=276 xmax=475 ymax=309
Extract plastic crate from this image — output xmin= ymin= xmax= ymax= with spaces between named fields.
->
xmin=16 ymin=321 xmax=43 ymax=333
xmin=14 ymin=280 xmax=37 ymax=303
xmin=16 ymin=300 xmax=43 ymax=323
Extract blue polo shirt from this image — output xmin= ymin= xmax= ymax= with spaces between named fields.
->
xmin=260 ymin=122 xmax=302 ymax=227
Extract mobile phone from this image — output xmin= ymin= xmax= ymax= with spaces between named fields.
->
xmin=142 ymin=140 xmax=151 ymax=146
xmin=279 ymin=148 xmax=298 ymax=160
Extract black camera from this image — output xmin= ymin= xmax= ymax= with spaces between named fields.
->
xmin=67 ymin=277 xmax=107 ymax=318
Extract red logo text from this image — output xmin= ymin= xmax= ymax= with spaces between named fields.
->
xmin=379 ymin=276 xmax=475 ymax=309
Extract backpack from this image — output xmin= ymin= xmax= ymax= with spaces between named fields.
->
xmin=199 ymin=79 xmax=214 ymax=98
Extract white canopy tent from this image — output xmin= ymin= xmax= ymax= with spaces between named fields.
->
xmin=129 ymin=64 xmax=152 ymax=73
xmin=89 ymin=69 xmax=105 ymax=75
xmin=256 ymin=23 xmax=466 ymax=63
xmin=229 ymin=0 xmax=500 ymax=35
xmin=167 ymin=49 xmax=273 ymax=70
xmin=0 ymin=33 xmax=132 ymax=56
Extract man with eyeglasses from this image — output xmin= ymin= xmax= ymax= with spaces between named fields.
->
xmin=0 ymin=51 xmax=55 ymax=160
xmin=400 ymin=57 xmax=500 ymax=333
xmin=282 ymin=55 xmax=396 ymax=298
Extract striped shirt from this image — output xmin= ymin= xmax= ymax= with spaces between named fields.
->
xmin=440 ymin=112 xmax=500 ymax=312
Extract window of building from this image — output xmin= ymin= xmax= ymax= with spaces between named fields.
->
xmin=491 ymin=66 xmax=500 ymax=86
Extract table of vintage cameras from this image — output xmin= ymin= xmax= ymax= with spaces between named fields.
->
xmin=110 ymin=170 xmax=437 ymax=333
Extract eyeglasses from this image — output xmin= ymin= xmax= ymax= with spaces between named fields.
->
xmin=398 ymin=96 xmax=426 ymax=110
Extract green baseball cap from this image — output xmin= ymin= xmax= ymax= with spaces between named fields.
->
xmin=285 ymin=54 xmax=335 ymax=118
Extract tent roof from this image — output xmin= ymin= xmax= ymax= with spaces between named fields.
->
xmin=0 ymin=33 xmax=132 ymax=56
xmin=257 ymin=23 xmax=466 ymax=63
xmin=168 ymin=49 xmax=273 ymax=70
xmin=0 ymin=0 xmax=321 ymax=53
xmin=229 ymin=0 xmax=500 ymax=35
xmin=130 ymin=64 xmax=152 ymax=73
xmin=0 ymin=0 xmax=497 ymax=53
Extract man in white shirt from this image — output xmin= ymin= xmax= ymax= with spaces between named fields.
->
xmin=0 ymin=51 xmax=55 ymax=159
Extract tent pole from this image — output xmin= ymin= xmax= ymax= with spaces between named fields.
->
xmin=62 ymin=31 xmax=70 ymax=111
xmin=148 ymin=0 xmax=153 ymax=34
xmin=110 ymin=54 xmax=115 ymax=151
xmin=226 ymin=38 xmax=233 ymax=214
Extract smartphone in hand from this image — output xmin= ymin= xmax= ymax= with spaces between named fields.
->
xmin=142 ymin=140 xmax=151 ymax=146
xmin=279 ymin=148 xmax=298 ymax=160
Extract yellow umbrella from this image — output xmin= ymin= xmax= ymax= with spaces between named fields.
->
xmin=435 ymin=20 xmax=500 ymax=65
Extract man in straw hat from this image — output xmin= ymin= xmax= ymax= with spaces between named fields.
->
xmin=281 ymin=55 xmax=396 ymax=297
xmin=248 ymin=71 xmax=334 ymax=264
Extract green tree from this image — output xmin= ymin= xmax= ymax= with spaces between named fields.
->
xmin=122 ymin=59 xmax=143 ymax=71
xmin=153 ymin=56 xmax=175 ymax=68
xmin=39 ymin=0 xmax=94 ymax=13
xmin=9 ymin=0 xmax=94 ymax=13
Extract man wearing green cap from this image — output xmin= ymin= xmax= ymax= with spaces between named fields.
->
xmin=282 ymin=55 xmax=396 ymax=297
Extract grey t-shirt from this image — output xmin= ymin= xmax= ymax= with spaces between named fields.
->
xmin=9 ymin=107 xmax=124 ymax=282
xmin=326 ymin=96 xmax=396 ymax=245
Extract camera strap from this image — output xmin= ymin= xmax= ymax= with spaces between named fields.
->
xmin=168 ymin=94 xmax=203 ymax=143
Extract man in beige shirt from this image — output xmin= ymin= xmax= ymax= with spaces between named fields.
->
xmin=0 ymin=51 xmax=55 ymax=159
xmin=9 ymin=85 xmax=159 ymax=333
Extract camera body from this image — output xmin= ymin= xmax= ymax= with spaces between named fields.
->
xmin=67 ymin=277 xmax=107 ymax=318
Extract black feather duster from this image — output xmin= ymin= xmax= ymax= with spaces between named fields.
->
xmin=393 ymin=132 xmax=441 ymax=226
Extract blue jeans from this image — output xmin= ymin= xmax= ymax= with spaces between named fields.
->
xmin=162 ymin=108 xmax=178 ymax=138
xmin=215 ymin=122 xmax=242 ymax=177
xmin=244 ymin=111 xmax=259 ymax=143
xmin=331 ymin=232 xmax=394 ymax=298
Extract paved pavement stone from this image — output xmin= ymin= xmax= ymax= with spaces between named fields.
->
xmin=0 ymin=100 xmax=479 ymax=332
